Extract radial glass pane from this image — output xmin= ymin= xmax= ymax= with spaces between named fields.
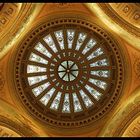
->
xmin=67 ymin=29 xmax=75 ymax=49
xmin=90 ymin=58 xmax=109 ymax=67
xmin=54 ymin=30 xmax=64 ymax=50
xmin=61 ymin=61 xmax=67 ymax=68
xmin=43 ymin=34 xmax=58 ymax=53
xmin=40 ymin=88 xmax=56 ymax=106
xmin=79 ymin=90 xmax=93 ymax=108
xmin=62 ymin=94 xmax=70 ymax=113
xmin=27 ymin=65 xmax=46 ymax=73
xmin=69 ymin=74 xmax=75 ymax=81
xmin=34 ymin=42 xmax=52 ymax=58
xmin=29 ymin=53 xmax=48 ymax=65
xmin=62 ymin=73 xmax=69 ymax=81
xmin=72 ymin=93 xmax=82 ymax=112
xmin=71 ymin=71 xmax=78 ymax=77
xmin=58 ymin=72 xmax=66 ymax=79
xmin=68 ymin=61 xmax=74 ymax=68
xmin=50 ymin=92 xmax=62 ymax=111
xmin=90 ymin=70 xmax=110 ymax=78
xmin=28 ymin=75 xmax=47 ymax=86
xmin=89 ymin=78 xmax=107 ymax=90
xmin=75 ymin=32 xmax=87 ymax=50
xmin=82 ymin=38 xmax=96 ymax=54
xmin=71 ymin=63 xmax=78 ymax=70
xmin=58 ymin=65 xmax=65 ymax=71
xmin=87 ymin=48 xmax=104 ymax=60
xmin=85 ymin=84 xmax=102 ymax=101
xmin=32 ymin=82 xmax=50 ymax=97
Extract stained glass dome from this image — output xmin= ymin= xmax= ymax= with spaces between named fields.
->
xmin=14 ymin=18 xmax=124 ymax=128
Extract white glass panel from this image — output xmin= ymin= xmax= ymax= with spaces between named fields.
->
xmin=90 ymin=59 xmax=109 ymax=67
xmin=29 ymin=53 xmax=48 ymax=65
xmin=68 ymin=61 xmax=74 ymax=68
xmin=82 ymin=38 xmax=96 ymax=54
xmin=54 ymin=30 xmax=64 ymax=50
xmin=27 ymin=65 xmax=46 ymax=73
xmin=50 ymin=92 xmax=62 ymax=111
xmin=67 ymin=29 xmax=75 ymax=49
xmin=71 ymin=71 xmax=78 ymax=77
xmin=69 ymin=74 xmax=75 ymax=81
xmin=43 ymin=34 xmax=58 ymax=53
xmin=62 ymin=94 xmax=70 ymax=113
xmin=72 ymin=93 xmax=82 ymax=112
xmin=89 ymin=78 xmax=107 ymax=90
xmin=28 ymin=75 xmax=47 ymax=86
xmin=58 ymin=65 xmax=65 ymax=72
xmin=71 ymin=63 xmax=78 ymax=70
xmin=40 ymin=88 xmax=55 ymax=106
xmin=90 ymin=70 xmax=110 ymax=78
xmin=75 ymin=32 xmax=87 ymax=51
xmin=79 ymin=90 xmax=93 ymax=108
xmin=32 ymin=82 xmax=50 ymax=97
xmin=87 ymin=48 xmax=104 ymax=60
xmin=61 ymin=61 xmax=67 ymax=68
xmin=34 ymin=42 xmax=52 ymax=58
xmin=85 ymin=85 xmax=102 ymax=101
xmin=63 ymin=73 xmax=69 ymax=81
xmin=58 ymin=72 xmax=66 ymax=79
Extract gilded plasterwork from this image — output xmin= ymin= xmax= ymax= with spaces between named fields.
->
xmin=0 ymin=99 xmax=49 ymax=137
xmin=122 ymin=116 xmax=140 ymax=137
xmin=0 ymin=3 xmax=44 ymax=60
xmin=0 ymin=125 xmax=20 ymax=137
xmin=85 ymin=3 xmax=140 ymax=50
xmin=0 ymin=3 xmax=139 ymax=137
xmin=99 ymin=88 xmax=140 ymax=137
xmin=109 ymin=3 xmax=140 ymax=29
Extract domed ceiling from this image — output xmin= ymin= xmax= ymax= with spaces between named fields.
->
xmin=13 ymin=17 xmax=124 ymax=130
xmin=86 ymin=3 xmax=140 ymax=50
xmin=1 ymin=3 xmax=138 ymax=137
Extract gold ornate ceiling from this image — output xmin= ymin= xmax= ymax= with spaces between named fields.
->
xmin=0 ymin=3 xmax=140 ymax=137
xmin=86 ymin=3 xmax=140 ymax=50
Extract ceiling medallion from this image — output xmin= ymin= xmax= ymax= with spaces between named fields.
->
xmin=14 ymin=18 xmax=124 ymax=128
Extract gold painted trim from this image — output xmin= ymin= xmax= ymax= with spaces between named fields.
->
xmin=98 ymin=87 xmax=140 ymax=137
xmin=0 ymin=3 xmax=44 ymax=60
xmin=85 ymin=3 xmax=140 ymax=51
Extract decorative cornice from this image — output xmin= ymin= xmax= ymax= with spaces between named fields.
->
xmin=98 ymin=3 xmax=140 ymax=37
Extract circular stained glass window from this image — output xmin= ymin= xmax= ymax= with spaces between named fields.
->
xmin=15 ymin=18 xmax=124 ymax=128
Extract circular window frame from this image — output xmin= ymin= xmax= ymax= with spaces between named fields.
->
xmin=14 ymin=18 xmax=124 ymax=128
